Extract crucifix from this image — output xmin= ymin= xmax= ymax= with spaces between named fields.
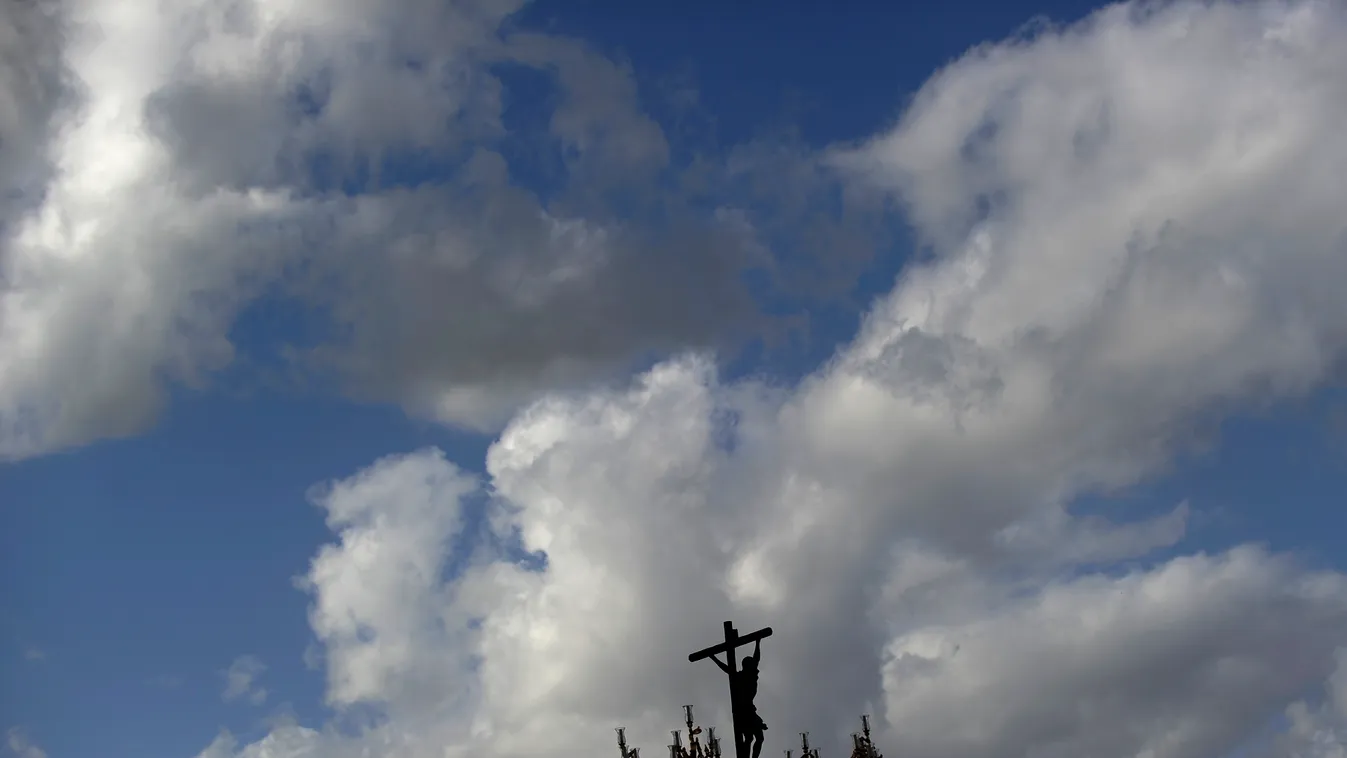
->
xmin=688 ymin=621 xmax=773 ymax=758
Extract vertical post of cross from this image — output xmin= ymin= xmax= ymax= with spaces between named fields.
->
xmin=725 ymin=622 xmax=741 ymax=758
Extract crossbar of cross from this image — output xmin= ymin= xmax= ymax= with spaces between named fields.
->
xmin=688 ymin=622 xmax=773 ymax=664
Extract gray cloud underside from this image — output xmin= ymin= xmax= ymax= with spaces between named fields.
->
xmin=0 ymin=0 xmax=877 ymax=456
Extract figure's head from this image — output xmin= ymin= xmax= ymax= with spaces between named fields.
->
xmin=742 ymin=656 xmax=758 ymax=671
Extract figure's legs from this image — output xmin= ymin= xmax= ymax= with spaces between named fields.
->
xmin=750 ymin=731 xmax=764 ymax=758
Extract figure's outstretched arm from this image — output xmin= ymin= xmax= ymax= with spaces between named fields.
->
xmin=710 ymin=654 xmax=731 ymax=675
xmin=753 ymin=640 xmax=761 ymax=661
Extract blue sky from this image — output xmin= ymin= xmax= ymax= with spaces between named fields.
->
xmin=3 ymin=2 xmax=1347 ymax=758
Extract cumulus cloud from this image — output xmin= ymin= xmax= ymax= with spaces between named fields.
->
xmin=0 ymin=0 xmax=874 ymax=458
xmin=298 ymin=448 xmax=479 ymax=715
xmin=222 ymin=654 xmax=268 ymax=706
xmin=5 ymin=729 xmax=47 ymax=758
xmin=200 ymin=354 xmax=1347 ymax=758
xmin=35 ymin=0 xmax=1333 ymax=756
xmin=0 ymin=1 xmax=65 ymax=225
xmin=1280 ymin=650 xmax=1347 ymax=758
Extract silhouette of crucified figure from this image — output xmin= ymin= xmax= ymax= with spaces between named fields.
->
xmin=709 ymin=640 xmax=767 ymax=758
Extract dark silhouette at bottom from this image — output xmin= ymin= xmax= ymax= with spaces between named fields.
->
xmin=849 ymin=715 xmax=883 ymax=758
xmin=621 ymin=707 xmax=884 ymax=758
xmin=616 ymin=728 xmax=642 ymax=758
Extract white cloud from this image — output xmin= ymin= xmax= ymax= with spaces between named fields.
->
xmin=829 ymin=1 xmax=1347 ymax=427
xmin=6 ymin=728 xmax=47 ymax=758
xmin=878 ymin=548 xmax=1347 ymax=758
xmin=195 ymin=727 xmax=322 ymax=758
xmin=1278 ymin=649 xmax=1347 ymax=758
xmin=298 ymin=448 xmax=478 ymax=712
xmin=0 ymin=0 xmax=815 ymax=459
xmin=222 ymin=654 xmax=268 ymax=706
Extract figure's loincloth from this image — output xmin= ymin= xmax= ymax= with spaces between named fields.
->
xmin=734 ymin=708 xmax=767 ymax=733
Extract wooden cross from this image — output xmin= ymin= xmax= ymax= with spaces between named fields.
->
xmin=688 ymin=621 xmax=773 ymax=758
